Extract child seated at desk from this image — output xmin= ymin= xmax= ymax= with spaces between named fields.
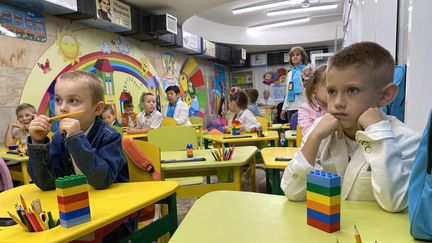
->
xmin=121 ymin=100 xmax=137 ymax=128
xmin=4 ymin=103 xmax=36 ymax=147
xmin=124 ymin=92 xmax=162 ymax=134
xmin=280 ymin=42 xmax=420 ymax=212
xmin=27 ymin=71 xmax=128 ymax=191
xmin=245 ymin=88 xmax=261 ymax=116
xmin=226 ymin=87 xmax=261 ymax=133
xmin=101 ymin=104 xmax=121 ymax=127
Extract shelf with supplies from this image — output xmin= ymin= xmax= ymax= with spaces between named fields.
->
xmin=230 ymin=69 xmax=254 ymax=89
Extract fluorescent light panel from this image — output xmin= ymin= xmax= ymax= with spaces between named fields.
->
xmin=248 ymin=17 xmax=310 ymax=31
xmin=232 ymin=0 xmax=303 ymax=14
xmin=267 ymin=4 xmax=338 ymax=16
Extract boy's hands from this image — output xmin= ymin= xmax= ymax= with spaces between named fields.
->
xmin=357 ymin=107 xmax=383 ymax=130
xmin=312 ymin=113 xmax=344 ymax=140
xmin=59 ymin=118 xmax=81 ymax=136
xmin=29 ymin=115 xmax=51 ymax=143
xmin=10 ymin=121 xmax=24 ymax=130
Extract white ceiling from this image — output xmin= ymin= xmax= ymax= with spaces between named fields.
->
xmin=122 ymin=0 xmax=345 ymax=52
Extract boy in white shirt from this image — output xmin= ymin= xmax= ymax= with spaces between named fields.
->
xmin=125 ymin=92 xmax=162 ymax=134
xmin=281 ymin=42 xmax=420 ymax=212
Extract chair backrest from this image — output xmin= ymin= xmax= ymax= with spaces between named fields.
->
xmin=290 ymin=112 xmax=298 ymax=130
xmin=148 ymin=126 xmax=198 ymax=151
xmin=110 ymin=125 xmax=124 ymax=136
xmin=124 ymin=140 xmax=161 ymax=182
xmin=162 ymin=117 xmax=177 ymax=126
xmin=255 ymin=116 xmax=269 ymax=131
xmin=189 ymin=116 xmax=204 ymax=126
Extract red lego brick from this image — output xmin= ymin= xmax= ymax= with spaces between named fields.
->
xmin=57 ymin=191 xmax=89 ymax=204
xmin=307 ymin=216 xmax=340 ymax=233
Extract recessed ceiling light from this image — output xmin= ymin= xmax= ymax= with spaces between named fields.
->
xmin=232 ymin=0 xmax=303 ymax=15
xmin=248 ymin=17 xmax=310 ymax=31
xmin=301 ymin=0 xmax=311 ymax=8
xmin=267 ymin=4 xmax=338 ymax=16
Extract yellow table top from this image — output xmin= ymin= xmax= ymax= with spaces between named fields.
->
xmin=170 ymin=191 xmax=419 ymax=243
xmin=0 ymin=181 xmax=178 ymax=243
xmin=261 ymin=147 xmax=299 ymax=169
xmin=0 ymin=152 xmax=29 ymax=162
xmin=203 ymin=131 xmax=279 ymax=144
xmin=161 ymin=146 xmax=258 ymax=171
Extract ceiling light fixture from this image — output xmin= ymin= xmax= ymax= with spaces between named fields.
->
xmin=232 ymin=0 xmax=303 ymax=15
xmin=267 ymin=4 xmax=338 ymax=16
xmin=301 ymin=0 xmax=311 ymax=8
xmin=248 ymin=17 xmax=310 ymax=31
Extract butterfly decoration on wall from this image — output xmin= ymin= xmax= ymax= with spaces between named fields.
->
xmin=38 ymin=58 xmax=51 ymax=74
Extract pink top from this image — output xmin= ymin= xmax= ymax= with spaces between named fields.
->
xmin=298 ymin=101 xmax=325 ymax=136
xmin=0 ymin=158 xmax=13 ymax=192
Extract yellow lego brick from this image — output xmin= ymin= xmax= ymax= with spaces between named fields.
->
xmin=56 ymin=184 xmax=88 ymax=197
xmin=306 ymin=191 xmax=340 ymax=206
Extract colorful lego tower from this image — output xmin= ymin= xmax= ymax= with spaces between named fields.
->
xmin=55 ymin=175 xmax=91 ymax=228
xmin=232 ymin=120 xmax=241 ymax=135
xmin=306 ymin=170 xmax=341 ymax=233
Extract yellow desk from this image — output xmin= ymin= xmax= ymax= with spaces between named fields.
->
xmin=268 ymin=123 xmax=291 ymax=132
xmin=0 ymin=152 xmax=31 ymax=184
xmin=0 ymin=181 xmax=179 ymax=243
xmin=261 ymin=147 xmax=299 ymax=195
xmin=203 ymin=131 xmax=279 ymax=148
xmin=161 ymin=146 xmax=257 ymax=198
xmin=170 ymin=191 xmax=419 ymax=243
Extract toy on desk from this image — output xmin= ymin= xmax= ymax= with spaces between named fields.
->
xmin=256 ymin=126 xmax=264 ymax=137
xmin=211 ymin=146 xmax=235 ymax=161
xmin=7 ymin=145 xmax=27 ymax=157
xmin=306 ymin=170 xmax=341 ymax=233
xmin=231 ymin=120 xmax=241 ymax=135
xmin=7 ymin=195 xmax=58 ymax=232
xmin=186 ymin=144 xmax=194 ymax=158
xmin=55 ymin=174 xmax=91 ymax=228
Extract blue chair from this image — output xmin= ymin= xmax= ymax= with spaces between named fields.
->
xmin=290 ymin=112 xmax=298 ymax=130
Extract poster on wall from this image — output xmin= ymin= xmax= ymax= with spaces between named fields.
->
xmin=96 ymin=0 xmax=131 ymax=28
xmin=161 ymin=51 xmax=179 ymax=89
xmin=179 ymin=57 xmax=206 ymax=117
xmin=0 ymin=3 xmax=47 ymax=42
xmin=4 ymin=0 xmax=78 ymax=15
xmin=272 ymin=84 xmax=286 ymax=103
xmin=21 ymin=28 xmax=161 ymax=132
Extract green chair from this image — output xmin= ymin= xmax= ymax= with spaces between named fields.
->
xmin=147 ymin=126 xmax=203 ymax=193
xmin=110 ymin=125 xmax=123 ymax=136
xmin=189 ymin=116 xmax=204 ymax=149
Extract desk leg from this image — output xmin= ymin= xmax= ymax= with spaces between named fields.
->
xmin=118 ymin=193 xmax=178 ymax=243
xmin=21 ymin=161 xmax=30 ymax=184
xmin=271 ymin=169 xmax=283 ymax=195
xmin=250 ymin=156 xmax=257 ymax=192
xmin=204 ymin=139 xmax=209 ymax=149
xmin=265 ymin=168 xmax=271 ymax=194
xmin=232 ymin=167 xmax=241 ymax=191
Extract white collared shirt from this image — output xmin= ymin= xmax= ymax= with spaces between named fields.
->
xmin=136 ymin=110 xmax=163 ymax=129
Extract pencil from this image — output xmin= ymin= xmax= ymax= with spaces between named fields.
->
xmin=354 ymin=225 xmax=362 ymax=243
xmin=7 ymin=211 xmax=28 ymax=231
xmin=48 ymin=110 xmax=86 ymax=121
xmin=20 ymin=194 xmax=27 ymax=210
xmin=32 ymin=205 xmax=47 ymax=231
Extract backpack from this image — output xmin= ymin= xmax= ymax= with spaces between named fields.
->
xmin=408 ymin=109 xmax=432 ymax=240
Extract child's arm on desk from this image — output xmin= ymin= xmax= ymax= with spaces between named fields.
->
xmin=4 ymin=122 xmax=24 ymax=147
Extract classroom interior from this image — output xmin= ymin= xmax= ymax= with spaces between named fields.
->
xmin=0 ymin=0 xmax=431 ymax=242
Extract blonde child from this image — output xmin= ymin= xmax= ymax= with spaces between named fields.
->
xmin=121 ymin=100 xmax=137 ymax=128
xmin=4 ymin=103 xmax=36 ymax=147
xmin=298 ymin=64 xmax=327 ymax=136
xmin=101 ymin=105 xmax=121 ymax=127
xmin=125 ymin=92 xmax=162 ymax=134
xmin=226 ymin=87 xmax=261 ymax=132
xmin=281 ymin=42 xmax=420 ymax=213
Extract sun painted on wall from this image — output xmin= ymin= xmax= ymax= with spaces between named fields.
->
xmin=20 ymin=28 xmax=162 ymax=130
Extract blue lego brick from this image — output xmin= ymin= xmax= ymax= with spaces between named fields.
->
xmin=59 ymin=207 xmax=90 ymax=220
xmin=307 ymin=208 xmax=340 ymax=224
xmin=307 ymin=170 xmax=340 ymax=188
xmin=60 ymin=214 xmax=91 ymax=228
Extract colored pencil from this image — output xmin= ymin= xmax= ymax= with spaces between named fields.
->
xmin=32 ymin=205 xmax=47 ymax=231
xmin=26 ymin=210 xmax=43 ymax=232
xmin=7 ymin=211 xmax=28 ymax=231
xmin=354 ymin=225 xmax=362 ymax=243
xmin=19 ymin=195 xmax=27 ymax=210
xmin=48 ymin=110 xmax=86 ymax=121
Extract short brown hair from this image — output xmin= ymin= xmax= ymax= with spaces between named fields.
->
xmin=304 ymin=64 xmax=327 ymax=106
xmin=328 ymin=42 xmax=395 ymax=87
xmin=229 ymin=87 xmax=248 ymax=110
xmin=289 ymin=46 xmax=308 ymax=65
xmin=16 ymin=103 xmax=36 ymax=116
xmin=57 ymin=71 xmax=104 ymax=104
xmin=103 ymin=105 xmax=115 ymax=115
xmin=123 ymin=100 xmax=133 ymax=109
xmin=141 ymin=92 xmax=155 ymax=103
xmin=245 ymin=89 xmax=259 ymax=103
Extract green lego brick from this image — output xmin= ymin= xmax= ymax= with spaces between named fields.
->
xmin=307 ymin=183 xmax=340 ymax=197
xmin=55 ymin=174 xmax=88 ymax=189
